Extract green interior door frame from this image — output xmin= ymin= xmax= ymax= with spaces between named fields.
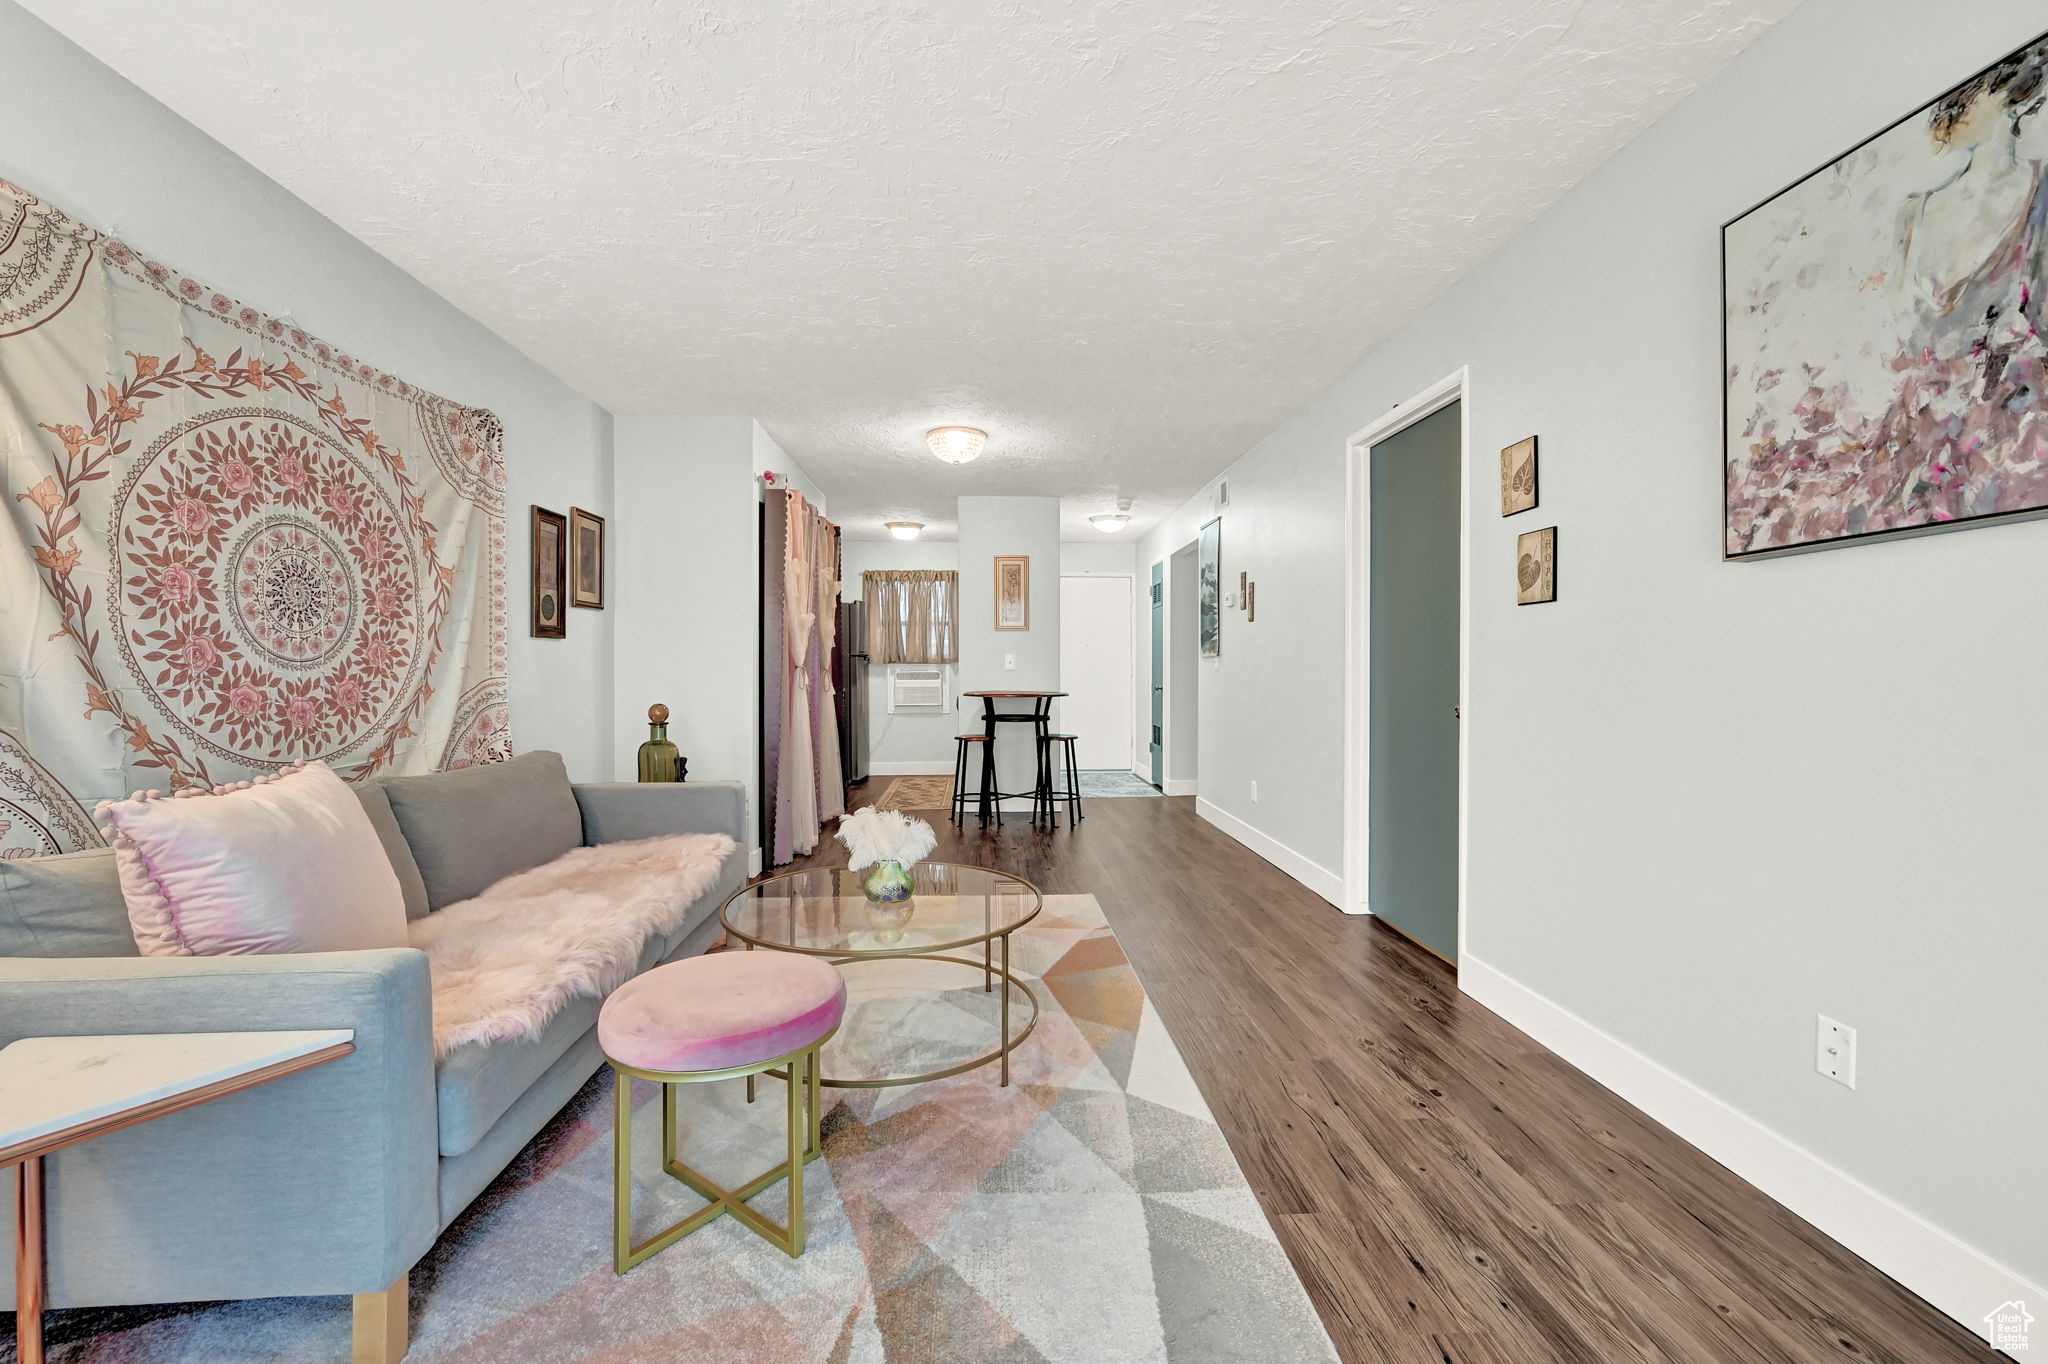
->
xmin=1149 ymin=561 xmax=1164 ymax=787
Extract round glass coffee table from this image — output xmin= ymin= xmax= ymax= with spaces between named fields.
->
xmin=719 ymin=863 xmax=1042 ymax=1088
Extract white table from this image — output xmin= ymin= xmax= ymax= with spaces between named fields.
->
xmin=2 ymin=1030 xmax=354 ymax=1364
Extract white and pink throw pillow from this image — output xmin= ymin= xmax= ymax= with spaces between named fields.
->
xmin=97 ymin=761 xmax=407 ymax=957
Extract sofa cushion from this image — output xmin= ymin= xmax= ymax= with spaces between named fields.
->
xmin=98 ymin=761 xmax=408 ymax=957
xmin=0 ymin=847 xmax=138 ymax=958
xmin=435 ymin=932 xmax=665 ymax=1156
xmin=378 ymin=751 xmax=583 ymax=911
xmin=354 ymin=783 xmax=432 ymax=921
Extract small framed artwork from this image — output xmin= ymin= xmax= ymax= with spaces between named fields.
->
xmin=1516 ymin=526 xmax=1557 ymax=605
xmin=1198 ymin=516 xmax=1221 ymax=657
xmin=531 ymin=505 xmax=567 ymax=638
xmin=570 ymin=506 xmax=605 ymax=608
xmin=1500 ymin=436 xmax=1538 ymax=516
xmin=994 ymin=555 xmax=1030 ymax=630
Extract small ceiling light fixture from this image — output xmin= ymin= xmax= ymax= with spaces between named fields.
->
xmin=886 ymin=521 xmax=924 ymax=540
xmin=1089 ymin=497 xmax=1134 ymax=533
xmin=926 ymin=426 xmax=987 ymax=464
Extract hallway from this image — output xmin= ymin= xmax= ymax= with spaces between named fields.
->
xmin=784 ymin=794 xmax=1994 ymax=1364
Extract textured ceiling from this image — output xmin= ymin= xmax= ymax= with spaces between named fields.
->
xmin=25 ymin=0 xmax=1797 ymax=540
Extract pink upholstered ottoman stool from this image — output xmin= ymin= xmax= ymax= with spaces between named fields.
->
xmin=598 ymin=950 xmax=846 ymax=1272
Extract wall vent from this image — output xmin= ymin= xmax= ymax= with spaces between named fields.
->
xmin=1215 ymin=480 xmax=1230 ymax=510
xmin=888 ymin=665 xmax=950 ymax=714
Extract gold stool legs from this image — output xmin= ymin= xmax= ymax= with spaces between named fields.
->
xmin=611 ymin=1039 xmax=830 ymax=1274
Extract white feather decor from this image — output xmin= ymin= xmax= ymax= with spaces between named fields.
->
xmin=835 ymin=807 xmax=938 ymax=871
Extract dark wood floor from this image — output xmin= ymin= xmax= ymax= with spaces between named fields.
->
xmin=787 ymin=789 xmax=1996 ymax=1364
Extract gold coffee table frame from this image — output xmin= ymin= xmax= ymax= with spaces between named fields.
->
xmin=718 ymin=864 xmax=1043 ymax=1088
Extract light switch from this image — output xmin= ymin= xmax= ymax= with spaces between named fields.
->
xmin=1004 ymin=653 xmax=1016 ymax=670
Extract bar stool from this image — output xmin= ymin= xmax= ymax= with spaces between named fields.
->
xmin=1043 ymin=733 xmax=1083 ymax=826
xmin=951 ymin=732 xmax=998 ymax=827
xmin=598 ymin=951 xmax=846 ymax=1272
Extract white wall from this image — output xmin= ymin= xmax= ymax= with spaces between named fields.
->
xmin=752 ymin=422 xmax=828 ymax=512
xmin=0 ymin=2 xmax=619 ymax=779
xmin=958 ymin=497 xmax=1062 ymax=801
xmin=1136 ymin=0 xmax=2048 ymax=1327
xmin=613 ymin=416 xmax=756 ymax=807
xmin=840 ymin=539 xmax=961 ymax=773
xmin=1059 ymin=541 xmax=1136 ymax=576
xmin=614 ymin=417 xmax=826 ymax=868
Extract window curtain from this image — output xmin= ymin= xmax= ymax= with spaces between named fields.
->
xmin=759 ymin=488 xmax=843 ymax=865
xmin=862 ymin=569 xmax=958 ymax=664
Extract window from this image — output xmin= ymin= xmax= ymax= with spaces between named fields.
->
xmin=862 ymin=569 xmax=958 ymax=664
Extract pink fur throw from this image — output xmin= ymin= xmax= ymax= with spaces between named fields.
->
xmin=411 ymin=832 xmax=736 ymax=1057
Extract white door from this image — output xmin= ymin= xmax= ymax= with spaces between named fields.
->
xmin=1059 ymin=576 xmax=1134 ymax=771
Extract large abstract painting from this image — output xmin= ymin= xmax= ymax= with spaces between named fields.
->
xmin=1198 ymin=517 xmax=1221 ymax=657
xmin=0 ymin=180 xmax=509 ymax=857
xmin=1724 ymin=34 xmax=2048 ymax=558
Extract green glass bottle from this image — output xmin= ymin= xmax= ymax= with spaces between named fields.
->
xmin=637 ymin=704 xmax=685 ymax=782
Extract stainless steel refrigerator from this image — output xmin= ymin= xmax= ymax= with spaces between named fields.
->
xmin=838 ymin=601 xmax=869 ymax=786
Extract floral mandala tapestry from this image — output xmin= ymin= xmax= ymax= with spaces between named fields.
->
xmin=0 ymin=180 xmax=509 ymax=858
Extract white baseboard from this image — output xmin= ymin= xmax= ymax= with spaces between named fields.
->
xmin=1129 ymin=766 xmax=1152 ymax=785
xmin=1460 ymin=955 xmax=2040 ymax=1356
xmin=1194 ymin=798 xmax=1344 ymax=907
xmin=867 ymin=761 xmax=953 ymax=776
xmin=1161 ymin=778 xmax=1198 ymax=797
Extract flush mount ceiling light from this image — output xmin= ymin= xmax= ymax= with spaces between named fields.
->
xmin=1090 ymin=498 xmax=1133 ymax=533
xmin=926 ymin=426 xmax=987 ymax=464
xmin=886 ymin=521 xmax=924 ymax=540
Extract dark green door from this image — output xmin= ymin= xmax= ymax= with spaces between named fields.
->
xmin=1369 ymin=402 xmax=1460 ymax=962
xmin=1149 ymin=562 xmax=1164 ymax=786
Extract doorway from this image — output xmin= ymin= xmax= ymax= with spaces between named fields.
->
xmin=1060 ymin=575 xmax=1135 ymax=771
xmin=1343 ymin=369 xmax=1468 ymax=965
xmin=1164 ymin=543 xmax=1201 ymax=796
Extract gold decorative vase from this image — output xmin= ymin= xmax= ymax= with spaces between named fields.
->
xmin=637 ymin=704 xmax=685 ymax=782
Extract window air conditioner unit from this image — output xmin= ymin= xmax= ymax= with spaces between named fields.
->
xmin=888 ymin=665 xmax=950 ymax=714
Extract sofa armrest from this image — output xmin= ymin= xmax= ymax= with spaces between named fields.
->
xmin=0 ymin=948 xmax=438 ymax=1308
xmin=573 ymin=780 xmax=747 ymax=846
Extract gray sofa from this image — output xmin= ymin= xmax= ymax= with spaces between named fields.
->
xmin=0 ymin=751 xmax=746 ymax=1362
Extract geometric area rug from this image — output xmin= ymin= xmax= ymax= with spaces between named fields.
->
xmin=6 ymin=896 xmax=1338 ymax=1363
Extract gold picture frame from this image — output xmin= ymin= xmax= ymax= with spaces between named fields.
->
xmin=1500 ymin=436 xmax=1538 ymax=516
xmin=531 ymin=506 xmax=567 ymax=638
xmin=1516 ymin=526 xmax=1556 ymax=605
xmin=570 ymin=506 xmax=605 ymax=609
xmin=994 ymin=555 xmax=1030 ymax=630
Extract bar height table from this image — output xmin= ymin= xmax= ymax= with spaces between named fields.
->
xmin=961 ymin=691 xmax=1067 ymax=827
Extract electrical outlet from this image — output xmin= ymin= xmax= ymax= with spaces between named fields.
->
xmin=1250 ymin=780 xmax=1258 ymax=803
xmin=1816 ymin=1015 xmax=1856 ymax=1088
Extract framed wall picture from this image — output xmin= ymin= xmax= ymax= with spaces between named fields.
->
xmin=994 ymin=555 xmax=1030 ymax=630
xmin=1500 ymin=436 xmax=1538 ymax=516
xmin=1516 ymin=526 xmax=1556 ymax=605
xmin=1724 ymin=30 xmax=2048 ymax=558
xmin=1198 ymin=517 xmax=1221 ymax=657
xmin=531 ymin=505 xmax=567 ymax=638
xmin=570 ymin=506 xmax=605 ymax=608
